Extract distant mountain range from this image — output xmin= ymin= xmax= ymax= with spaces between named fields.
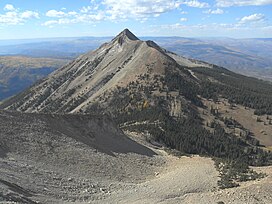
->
xmin=154 ymin=37 xmax=272 ymax=81
xmin=0 ymin=56 xmax=68 ymax=100
xmin=0 ymin=37 xmax=111 ymax=59
xmin=0 ymin=36 xmax=271 ymax=81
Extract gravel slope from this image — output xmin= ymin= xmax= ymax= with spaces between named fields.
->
xmin=96 ymin=156 xmax=218 ymax=204
xmin=0 ymin=111 xmax=272 ymax=204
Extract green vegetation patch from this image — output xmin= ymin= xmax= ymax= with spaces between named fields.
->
xmin=214 ymin=158 xmax=266 ymax=189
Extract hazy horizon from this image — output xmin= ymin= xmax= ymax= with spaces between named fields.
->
xmin=0 ymin=33 xmax=272 ymax=43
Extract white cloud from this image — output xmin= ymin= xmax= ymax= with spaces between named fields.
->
xmin=80 ymin=6 xmax=93 ymax=13
xmin=0 ymin=5 xmax=39 ymax=25
xmin=180 ymin=11 xmax=188 ymax=14
xmin=151 ymin=12 xmax=267 ymax=38
xmin=21 ymin=11 xmax=39 ymax=19
xmin=46 ymin=10 xmax=67 ymax=18
xmin=68 ymin=11 xmax=77 ymax=16
xmin=180 ymin=17 xmax=188 ymax=22
xmin=0 ymin=12 xmax=19 ymax=25
xmin=216 ymin=0 xmax=272 ymax=7
xmin=152 ymin=14 xmax=270 ymax=37
xmin=80 ymin=5 xmax=99 ymax=13
xmin=41 ymin=0 xmax=214 ymax=27
xmin=46 ymin=10 xmax=76 ymax=17
xmin=43 ymin=9 xmax=106 ymax=27
xmin=43 ymin=0 xmax=183 ymax=25
xmin=182 ymin=0 xmax=210 ymax=8
xmin=80 ymin=1 xmax=100 ymax=13
xmin=150 ymin=22 xmax=251 ymax=37
xmin=42 ymin=18 xmax=81 ymax=27
xmin=4 ymin=4 xmax=15 ymax=11
xmin=42 ymin=20 xmax=58 ymax=27
xmin=238 ymin=13 xmax=265 ymax=24
xmin=76 ymin=11 xmax=105 ymax=22
xmin=102 ymin=0 xmax=181 ymax=20
xmin=203 ymin=8 xmax=224 ymax=14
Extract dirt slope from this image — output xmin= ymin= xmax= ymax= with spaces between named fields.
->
xmin=97 ymin=155 xmax=218 ymax=204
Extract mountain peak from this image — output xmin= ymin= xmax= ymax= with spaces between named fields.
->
xmin=120 ymin=28 xmax=139 ymax=40
xmin=0 ymin=28 xmax=210 ymax=114
xmin=112 ymin=29 xmax=139 ymax=45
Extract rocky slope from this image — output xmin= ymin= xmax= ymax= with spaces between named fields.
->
xmin=1 ymin=113 xmax=271 ymax=204
xmin=0 ymin=110 xmax=160 ymax=203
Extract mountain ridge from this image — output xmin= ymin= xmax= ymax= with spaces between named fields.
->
xmin=0 ymin=29 xmax=208 ymax=113
xmin=1 ymin=29 xmax=272 ymax=167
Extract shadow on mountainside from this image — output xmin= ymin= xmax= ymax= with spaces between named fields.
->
xmin=0 ymin=111 xmax=156 ymax=157
xmin=0 ymin=146 xmax=7 ymax=158
xmin=44 ymin=113 xmax=156 ymax=156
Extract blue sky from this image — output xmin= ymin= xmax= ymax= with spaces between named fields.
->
xmin=0 ymin=0 xmax=271 ymax=39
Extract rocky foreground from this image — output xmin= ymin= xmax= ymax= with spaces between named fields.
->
xmin=0 ymin=111 xmax=271 ymax=204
